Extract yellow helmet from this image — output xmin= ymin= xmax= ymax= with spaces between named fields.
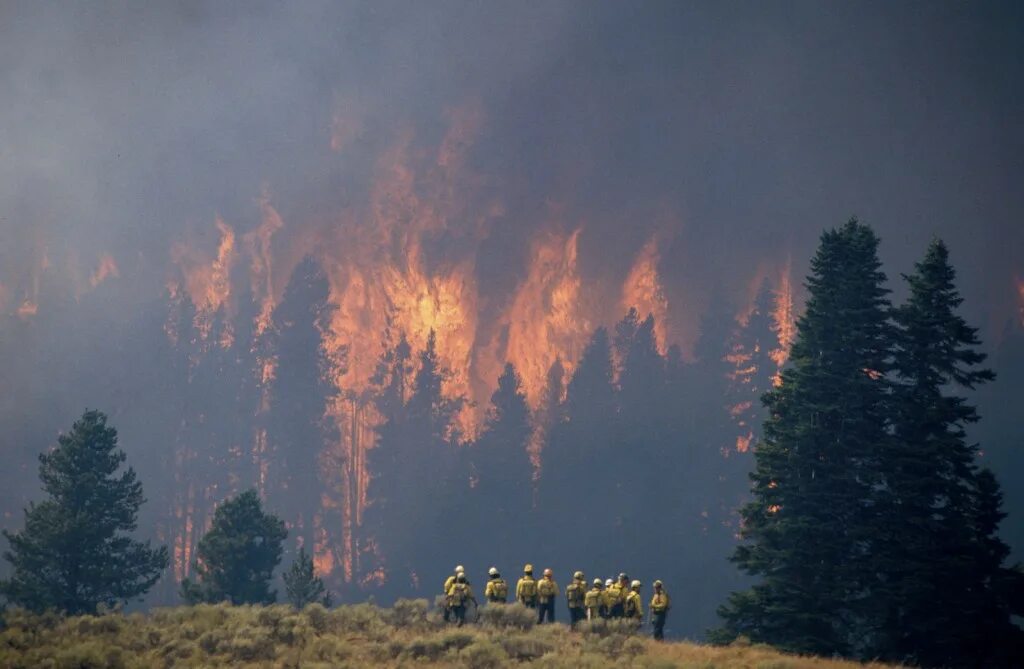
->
xmin=524 ymin=563 xmax=533 ymax=574
xmin=653 ymin=579 xmax=663 ymax=588
xmin=593 ymin=578 xmax=603 ymax=587
xmin=631 ymin=580 xmax=641 ymax=590
xmin=573 ymin=571 xmax=584 ymax=580
xmin=455 ymin=565 xmax=465 ymax=574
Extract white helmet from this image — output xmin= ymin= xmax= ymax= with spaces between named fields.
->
xmin=455 ymin=565 xmax=465 ymax=574
xmin=488 ymin=567 xmax=499 ymax=576
xmin=605 ymin=579 xmax=614 ymax=587
xmin=631 ymin=580 xmax=641 ymax=589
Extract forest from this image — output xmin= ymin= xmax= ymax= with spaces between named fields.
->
xmin=2 ymin=219 xmax=1022 ymax=668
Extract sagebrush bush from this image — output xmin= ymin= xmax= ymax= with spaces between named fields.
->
xmin=385 ymin=597 xmax=431 ymax=629
xmin=477 ymin=602 xmax=536 ymax=630
xmin=498 ymin=632 xmax=553 ymax=660
xmin=460 ymin=638 xmax=510 ymax=669
xmin=0 ymin=603 xmax=902 ymax=669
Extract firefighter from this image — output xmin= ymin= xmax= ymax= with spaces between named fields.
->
xmin=584 ymin=578 xmax=605 ymax=621
xmin=516 ymin=564 xmax=538 ymax=608
xmin=537 ymin=568 xmax=558 ymax=623
xmin=442 ymin=565 xmax=465 ymax=622
xmin=484 ymin=567 xmax=508 ymax=604
xmin=650 ymin=580 xmax=671 ymax=640
xmin=606 ymin=573 xmax=626 ymax=618
xmin=624 ymin=580 xmax=643 ymax=627
xmin=447 ymin=573 xmax=477 ymax=626
xmin=565 ymin=571 xmax=587 ymax=627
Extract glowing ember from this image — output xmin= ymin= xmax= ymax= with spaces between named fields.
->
xmin=89 ymin=253 xmax=120 ymax=288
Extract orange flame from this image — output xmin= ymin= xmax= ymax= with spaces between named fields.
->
xmin=244 ymin=196 xmax=285 ymax=338
xmin=770 ymin=259 xmax=796 ymax=385
xmin=621 ymin=235 xmax=669 ymax=354
xmin=16 ymin=299 xmax=38 ymax=319
xmin=89 ymin=253 xmax=120 ymax=288
xmin=170 ymin=218 xmax=237 ymax=346
xmin=495 ymin=227 xmax=591 ymax=408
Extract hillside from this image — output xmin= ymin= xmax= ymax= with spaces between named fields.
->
xmin=0 ymin=601 xmax=902 ymax=669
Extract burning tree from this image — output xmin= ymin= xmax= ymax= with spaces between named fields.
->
xmin=712 ymin=220 xmax=894 ymax=655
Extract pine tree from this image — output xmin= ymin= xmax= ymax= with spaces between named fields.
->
xmin=540 ymin=327 xmax=616 ymax=564
xmin=267 ymin=256 xmax=338 ymax=555
xmin=468 ymin=363 xmax=533 ymax=562
xmin=180 ymin=489 xmax=287 ymax=605
xmin=368 ymin=330 xmax=462 ymax=592
xmin=712 ymin=219 xmax=893 ymax=656
xmin=879 ymin=239 xmax=1021 ymax=666
xmin=283 ymin=547 xmax=328 ymax=609
xmin=0 ymin=410 xmax=169 ymax=614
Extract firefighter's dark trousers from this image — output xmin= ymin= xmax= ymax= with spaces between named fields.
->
xmin=652 ymin=611 xmax=667 ymax=640
xmin=451 ymin=605 xmax=467 ymax=626
xmin=568 ymin=606 xmax=585 ymax=627
xmin=537 ymin=599 xmax=555 ymax=623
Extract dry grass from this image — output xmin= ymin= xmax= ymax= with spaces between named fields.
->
xmin=0 ymin=601 xmax=903 ymax=669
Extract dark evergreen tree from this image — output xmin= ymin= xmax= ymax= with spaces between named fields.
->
xmin=540 ymin=327 xmax=616 ymax=564
xmin=368 ymin=330 xmax=462 ymax=592
xmin=878 ymin=239 xmax=1022 ymax=666
xmin=466 ymin=363 xmax=533 ymax=565
xmin=712 ymin=220 xmax=893 ymax=656
xmin=283 ymin=547 xmax=328 ymax=608
xmin=267 ymin=256 xmax=338 ymax=555
xmin=180 ymin=489 xmax=287 ymax=604
xmin=0 ymin=410 xmax=169 ymax=613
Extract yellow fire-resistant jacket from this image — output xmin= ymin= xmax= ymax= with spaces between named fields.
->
xmin=624 ymin=590 xmax=643 ymax=620
xmin=443 ymin=575 xmax=457 ymax=595
xmin=447 ymin=582 xmax=476 ymax=607
xmin=584 ymin=587 xmax=604 ymax=615
xmin=516 ymin=575 xmax=538 ymax=604
xmin=537 ymin=577 xmax=558 ymax=603
xmin=605 ymin=583 xmax=623 ymax=609
xmin=650 ymin=590 xmax=671 ymax=614
xmin=484 ymin=578 xmax=508 ymax=602
xmin=565 ymin=579 xmax=586 ymax=609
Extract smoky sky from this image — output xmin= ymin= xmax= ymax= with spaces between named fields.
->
xmin=1 ymin=1 xmax=1023 ymax=338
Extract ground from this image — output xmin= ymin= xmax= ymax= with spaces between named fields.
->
xmin=0 ymin=600 xmax=902 ymax=669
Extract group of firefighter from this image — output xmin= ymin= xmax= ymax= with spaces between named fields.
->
xmin=442 ymin=563 xmax=672 ymax=640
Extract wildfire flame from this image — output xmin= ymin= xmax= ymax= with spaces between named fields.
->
xmin=621 ymin=235 xmax=669 ymax=354
xmin=496 ymin=227 xmax=591 ymax=408
xmin=170 ymin=217 xmax=237 ymax=346
xmin=89 ymin=253 xmax=120 ymax=288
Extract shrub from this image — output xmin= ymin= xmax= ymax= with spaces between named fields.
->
xmin=54 ymin=640 xmax=125 ymax=669
xmin=498 ymin=633 xmax=553 ymax=661
xmin=225 ymin=627 xmax=276 ymax=662
xmin=580 ymin=618 xmax=640 ymax=638
xmin=439 ymin=630 xmax=476 ymax=651
xmin=459 ymin=638 xmax=509 ymax=669
xmin=385 ymin=598 xmax=430 ymax=629
xmin=303 ymin=602 xmax=329 ymax=633
xmin=477 ymin=602 xmax=536 ymax=631
xmin=308 ymin=635 xmax=351 ymax=662
xmin=329 ymin=602 xmax=383 ymax=633
xmin=405 ymin=637 xmax=445 ymax=661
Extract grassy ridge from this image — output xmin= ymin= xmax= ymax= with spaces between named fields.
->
xmin=0 ymin=600 xmax=902 ymax=669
